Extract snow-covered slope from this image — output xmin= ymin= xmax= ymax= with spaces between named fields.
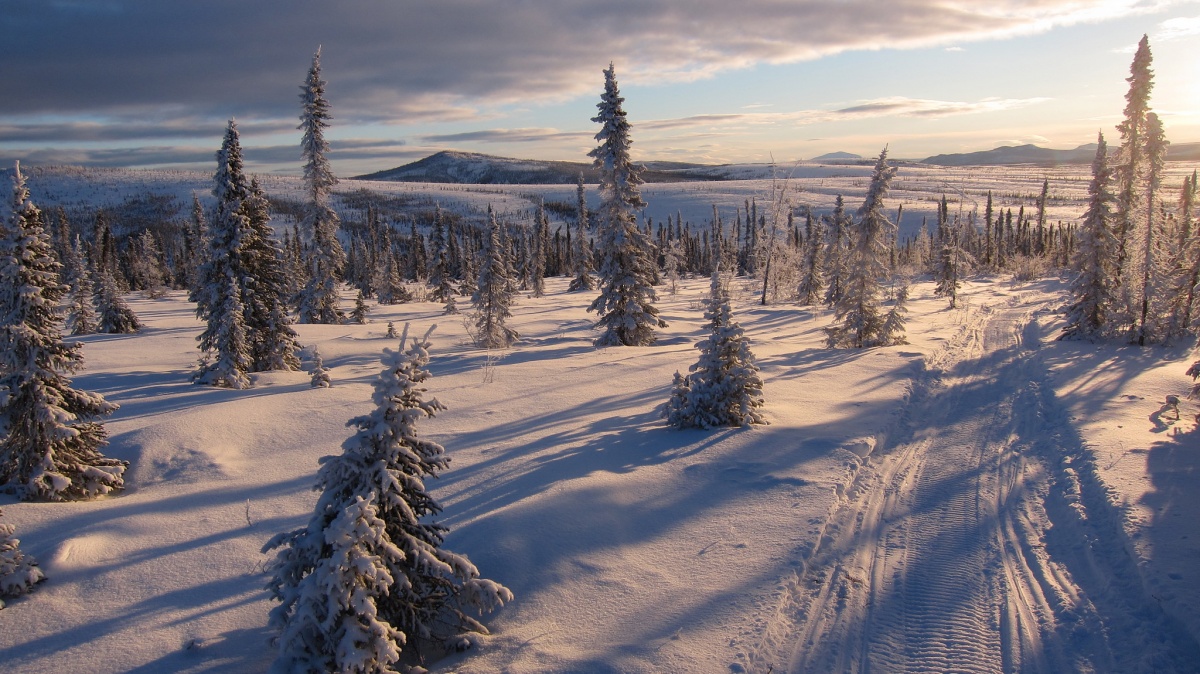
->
xmin=0 ymin=273 xmax=1197 ymax=673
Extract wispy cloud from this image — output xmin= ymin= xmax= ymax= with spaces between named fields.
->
xmin=419 ymin=128 xmax=591 ymax=144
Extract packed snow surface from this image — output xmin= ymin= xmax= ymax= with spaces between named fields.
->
xmin=1 ymin=273 xmax=1197 ymax=673
xmin=1 ymin=165 xmax=1199 ymax=672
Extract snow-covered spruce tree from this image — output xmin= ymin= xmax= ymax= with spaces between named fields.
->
xmin=351 ymin=289 xmax=369 ymax=325
xmin=1113 ymin=34 xmax=1154 ymax=297
xmin=428 ymin=206 xmax=454 ymax=303
xmin=797 ymin=212 xmax=825 ymax=306
xmin=297 ymin=47 xmax=346 ymax=325
xmin=194 ymin=120 xmax=255 ymax=388
xmin=1062 ymin=133 xmax=1119 ymax=340
xmin=822 ymin=195 xmax=850 ymax=307
xmin=529 ymin=202 xmax=548 ymax=298
xmin=308 ymin=347 xmax=331 ymax=388
xmin=0 ymin=163 xmax=126 ymax=501
xmin=1133 ymin=110 xmax=1170 ymax=345
xmin=241 ymin=179 xmax=302 ymax=371
xmin=66 ymin=235 xmax=97 ymax=336
xmin=129 ymin=229 xmax=168 ymax=297
xmin=568 ymin=174 xmax=596 ymax=292
xmin=0 ymin=507 xmax=44 ymax=608
xmin=1174 ymin=171 xmax=1199 ymax=331
xmin=94 ymin=269 xmax=142 ymax=334
xmin=826 ymin=148 xmax=905 ymax=348
xmin=263 ymin=326 xmax=511 ymax=672
xmin=470 ymin=210 xmax=518 ymax=349
xmin=663 ymin=237 xmax=684 ymax=296
xmin=662 ymin=271 xmax=766 ymax=429
xmin=933 ymin=214 xmax=975 ymax=309
xmin=587 ymin=64 xmax=665 ymax=347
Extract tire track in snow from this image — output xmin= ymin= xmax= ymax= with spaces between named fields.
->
xmin=747 ymin=300 xmax=1072 ymax=673
xmin=746 ymin=297 xmax=1200 ymax=673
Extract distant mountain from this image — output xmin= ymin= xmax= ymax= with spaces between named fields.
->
xmin=922 ymin=144 xmax=1097 ymax=166
xmin=354 ymin=151 xmax=719 ymax=184
xmin=923 ymin=142 xmax=1200 ymax=166
xmin=810 ymin=151 xmax=863 ymax=162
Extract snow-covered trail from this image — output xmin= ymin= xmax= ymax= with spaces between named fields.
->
xmin=750 ymin=295 xmax=1200 ymax=673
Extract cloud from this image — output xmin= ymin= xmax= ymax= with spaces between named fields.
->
xmin=418 ymin=128 xmax=591 ymax=144
xmin=1 ymin=0 xmax=1181 ymax=122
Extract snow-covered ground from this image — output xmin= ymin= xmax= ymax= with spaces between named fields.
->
xmin=1 ymin=269 xmax=1198 ymax=672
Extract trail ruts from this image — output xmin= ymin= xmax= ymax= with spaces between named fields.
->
xmin=747 ymin=297 xmax=1200 ymax=673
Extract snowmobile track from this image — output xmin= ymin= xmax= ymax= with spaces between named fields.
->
xmin=746 ymin=297 xmax=1200 ymax=673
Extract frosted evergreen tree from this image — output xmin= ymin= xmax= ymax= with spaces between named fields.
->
xmin=529 ymin=202 xmax=548 ymax=297
xmin=195 ymin=121 xmax=255 ymax=388
xmin=129 ymin=229 xmax=168 ymax=297
xmin=470 ymin=210 xmax=518 ymax=349
xmin=428 ymin=207 xmax=454 ymax=303
xmin=66 ymin=235 xmax=97 ymax=336
xmin=241 ymin=179 xmax=302 ymax=371
xmin=375 ymin=229 xmax=410 ymax=305
xmin=880 ymin=281 xmax=910 ymax=345
xmin=94 ymin=269 xmax=142 ymax=334
xmin=797 ymin=212 xmax=825 ymax=306
xmin=1174 ymin=171 xmax=1199 ymax=331
xmin=0 ymin=163 xmax=126 ymax=501
xmin=1134 ymin=110 xmax=1170 ymax=345
xmin=826 ymin=148 xmax=904 ymax=348
xmin=568 ymin=174 xmax=596 ymax=292
xmin=297 ymin=47 xmax=346 ymax=325
xmin=663 ymin=237 xmax=684 ymax=296
xmin=350 ymin=289 xmax=369 ymax=325
xmin=0 ymin=508 xmax=44 ymax=608
xmin=587 ymin=63 xmax=665 ymax=346
xmin=662 ymin=271 xmax=766 ymax=429
xmin=263 ymin=326 xmax=511 ymax=672
xmin=1113 ymin=34 xmax=1153 ymax=297
xmin=933 ymin=214 xmax=974 ymax=309
xmin=823 ymin=195 xmax=850 ymax=307
xmin=308 ymin=347 xmax=331 ymax=388
xmin=1062 ymin=133 xmax=1119 ymax=340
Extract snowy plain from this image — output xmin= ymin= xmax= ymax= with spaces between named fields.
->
xmin=0 ymin=165 xmax=1199 ymax=672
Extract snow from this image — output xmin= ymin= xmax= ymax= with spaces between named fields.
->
xmin=1 ymin=169 xmax=1200 ymax=672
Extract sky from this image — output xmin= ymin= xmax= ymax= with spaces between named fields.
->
xmin=1 ymin=0 xmax=1198 ymax=176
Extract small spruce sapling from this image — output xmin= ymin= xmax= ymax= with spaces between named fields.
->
xmin=662 ymin=271 xmax=766 ymax=429
xmin=308 ymin=347 xmax=331 ymax=388
xmin=0 ymin=508 xmax=44 ymax=608
xmin=263 ymin=325 xmax=511 ymax=672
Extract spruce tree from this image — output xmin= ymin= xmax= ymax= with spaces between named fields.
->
xmin=0 ymin=508 xmax=44 ymax=608
xmin=66 ymin=235 xmax=97 ymax=336
xmin=297 ymin=47 xmax=346 ymax=325
xmin=471 ymin=210 xmax=518 ymax=349
xmin=94 ymin=269 xmax=142 ymax=334
xmin=194 ymin=120 xmax=255 ymax=388
xmin=242 ymin=179 xmax=302 ymax=371
xmin=823 ymin=195 xmax=849 ymax=306
xmin=797 ymin=212 xmax=825 ymax=306
xmin=826 ymin=148 xmax=904 ymax=348
xmin=587 ymin=63 xmax=665 ymax=346
xmin=263 ymin=326 xmax=511 ymax=672
xmin=1062 ymin=133 xmax=1119 ymax=340
xmin=1113 ymin=34 xmax=1153 ymax=300
xmin=0 ymin=163 xmax=126 ymax=501
xmin=568 ymin=174 xmax=596 ymax=292
xmin=529 ymin=202 xmax=548 ymax=298
xmin=663 ymin=271 xmax=766 ymax=429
